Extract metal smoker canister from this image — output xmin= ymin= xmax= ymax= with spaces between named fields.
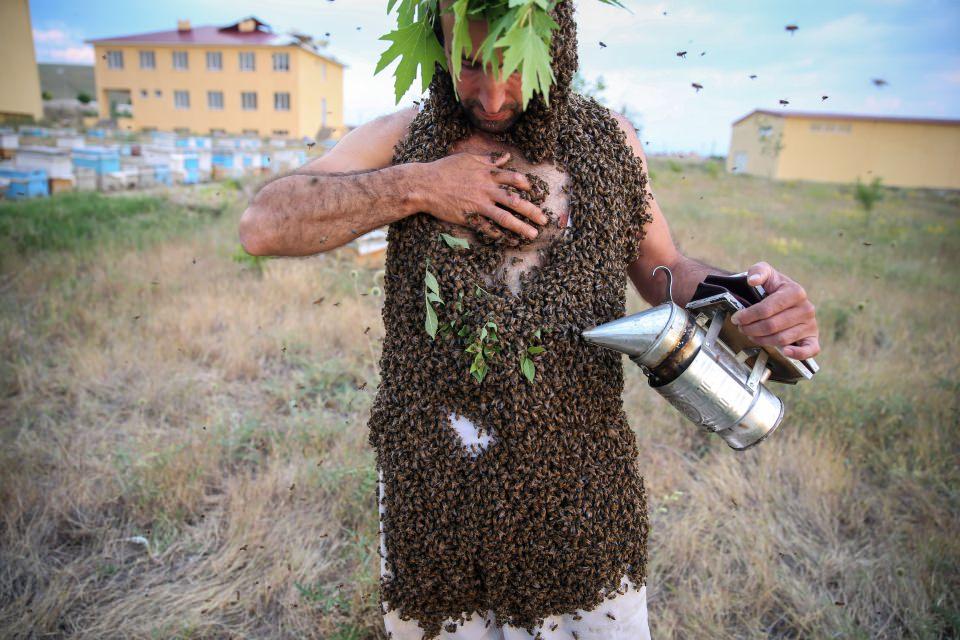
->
xmin=582 ymin=269 xmax=785 ymax=450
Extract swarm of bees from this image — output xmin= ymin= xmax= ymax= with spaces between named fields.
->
xmin=471 ymin=169 xmax=554 ymax=248
xmin=365 ymin=2 xmax=652 ymax=637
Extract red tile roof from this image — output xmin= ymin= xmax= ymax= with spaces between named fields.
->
xmin=89 ymin=25 xmax=281 ymax=46
xmin=86 ymin=18 xmax=346 ymax=66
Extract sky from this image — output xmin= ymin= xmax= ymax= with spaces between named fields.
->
xmin=28 ymin=0 xmax=960 ymax=155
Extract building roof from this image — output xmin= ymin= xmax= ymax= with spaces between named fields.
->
xmin=733 ymin=109 xmax=960 ymax=128
xmin=86 ymin=16 xmax=346 ymax=66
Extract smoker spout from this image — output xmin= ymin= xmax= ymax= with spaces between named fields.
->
xmin=581 ymin=303 xmax=677 ymax=360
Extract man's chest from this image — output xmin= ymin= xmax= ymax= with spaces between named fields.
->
xmin=444 ymin=134 xmax=573 ymax=297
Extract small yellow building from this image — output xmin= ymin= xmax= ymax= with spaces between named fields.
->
xmin=0 ymin=0 xmax=44 ymax=122
xmin=727 ymin=109 xmax=960 ymax=190
xmin=87 ymin=17 xmax=347 ymax=139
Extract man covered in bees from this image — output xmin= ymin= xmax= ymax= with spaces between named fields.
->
xmin=239 ymin=1 xmax=821 ymax=638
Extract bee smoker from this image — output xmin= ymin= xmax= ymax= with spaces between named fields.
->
xmin=582 ymin=265 xmax=819 ymax=450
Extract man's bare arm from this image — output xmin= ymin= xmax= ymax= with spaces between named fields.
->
xmin=612 ymin=112 xmax=732 ymax=307
xmin=238 ymin=107 xmax=423 ymax=256
xmin=239 ymin=105 xmax=546 ymax=256
xmin=611 ymin=113 xmax=820 ymax=357
xmin=239 ymin=163 xmax=428 ymax=257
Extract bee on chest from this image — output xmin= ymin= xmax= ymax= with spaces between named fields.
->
xmin=442 ymin=142 xmax=574 ymax=297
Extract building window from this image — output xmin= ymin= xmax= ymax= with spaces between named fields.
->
xmin=106 ymin=50 xmax=124 ymax=69
xmin=811 ymin=122 xmax=852 ymax=134
xmin=174 ymin=90 xmax=190 ymax=109
xmin=759 ymin=125 xmax=773 ymax=139
xmin=207 ymin=51 xmax=222 ymax=71
xmin=140 ymin=89 xmax=148 ymax=98
xmin=172 ymin=51 xmax=189 ymax=70
xmin=274 ymin=92 xmax=290 ymax=111
xmin=155 ymin=89 xmax=162 ymax=97
xmin=210 ymin=128 xmax=226 ymax=136
xmin=239 ymin=52 xmax=256 ymax=71
xmin=272 ymin=129 xmax=289 ymax=136
xmin=272 ymin=52 xmax=290 ymax=71
xmin=321 ymin=97 xmax=327 ymax=127
xmin=174 ymin=127 xmax=190 ymax=135
xmin=139 ymin=51 xmax=155 ymax=69
xmin=242 ymin=129 xmax=259 ymax=136
xmin=241 ymin=91 xmax=257 ymax=110
xmin=208 ymin=91 xmax=224 ymax=110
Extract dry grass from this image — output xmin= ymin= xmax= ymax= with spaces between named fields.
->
xmin=0 ymin=164 xmax=957 ymax=639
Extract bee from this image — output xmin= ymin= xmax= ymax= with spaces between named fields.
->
xmin=691 ymin=82 xmax=703 ymax=92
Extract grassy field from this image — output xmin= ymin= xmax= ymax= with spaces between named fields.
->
xmin=0 ymin=161 xmax=957 ymax=639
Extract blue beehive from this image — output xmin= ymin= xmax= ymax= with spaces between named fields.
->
xmin=152 ymin=163 xmax=172 ymax=185
xmin=183 ymin=154 xmax=200 ymax=184
xmin=212 ymin=151 xmax=234 ymax=168
xmin=0 ymin=168 xmax=49 ymax=200
xmin=73 ymin=147 xmax=121 ymax=174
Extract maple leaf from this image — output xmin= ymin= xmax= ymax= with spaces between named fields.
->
xmin=375 ymin=14 xmax=446 ymax=103
xmin=494 ymin=11 xmax=557 ymax=109
xmin=449 ymin=0 xmax=472 ymax=86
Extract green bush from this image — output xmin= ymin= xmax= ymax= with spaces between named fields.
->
xmin=703 ymin=161 xmax=722 ymax=179
xmin=854 ymin=176 xmax=884 ymax=212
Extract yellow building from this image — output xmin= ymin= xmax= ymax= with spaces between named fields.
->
xmin=0 ymin=0 xmax=44 ymax=122
xmin=727 ymin=109 xmax=960 ymax=190
xmin=87 ymin=17 xmax=346 ymax=139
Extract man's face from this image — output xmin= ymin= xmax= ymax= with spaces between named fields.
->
xmin=440 ymin=7 xmax=525 ymax=133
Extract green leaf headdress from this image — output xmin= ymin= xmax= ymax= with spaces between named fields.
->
xmin=375 ymin=0 xmax=629 ymax=111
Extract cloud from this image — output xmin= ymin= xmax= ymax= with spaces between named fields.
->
xmin=33 ymin=28 xmax=67 ymax=44
xmin=33 ymin=24 xmax=95 ymax=64
xmin=45 ymin=46 xmax=95 ymax=64
xmin=863 ymin=95 xmax=904 ymax=111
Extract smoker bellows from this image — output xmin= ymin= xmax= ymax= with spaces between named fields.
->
xmin=583 ymin=265 xmax=820 ymax=450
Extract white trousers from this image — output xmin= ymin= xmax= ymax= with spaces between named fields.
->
xmin=378 ymin=412 xmax=652 ymax=640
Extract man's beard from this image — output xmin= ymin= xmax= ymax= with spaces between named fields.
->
xmin=419 ymin=0 xmax=579 ymax=163
xmin=460 ymin=98 xmax=523 ymax=134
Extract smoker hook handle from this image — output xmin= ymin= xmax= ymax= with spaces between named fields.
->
xmin=651 ymin=265 xmax=675 ymax=305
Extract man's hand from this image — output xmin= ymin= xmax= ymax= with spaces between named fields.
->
xmin=729 ymin=261 xmax=821 ymax=360
xmin=423 ymin=152 xmax=549 ymax=242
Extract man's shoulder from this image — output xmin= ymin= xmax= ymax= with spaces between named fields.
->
xmin=605 ymin=109 xmax=645 ymax=161
xmin=322 ymin=104 xmax=419 ymax=171
xmin=607 ymin=110 xmax=636 ymax=139
xmin=376 ymin=103 xmax=420 ymax=137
